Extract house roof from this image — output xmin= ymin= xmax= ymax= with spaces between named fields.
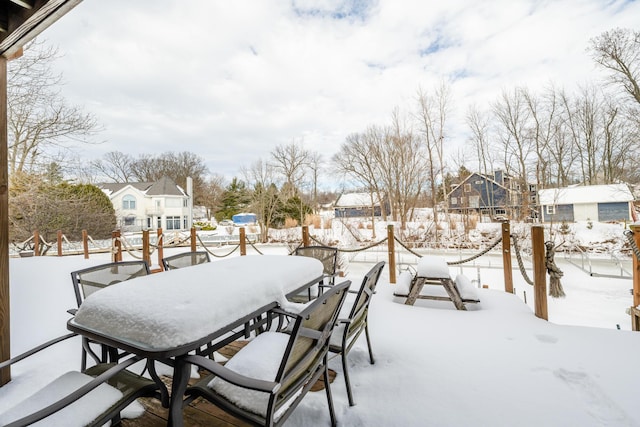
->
xmin=538 ymin=184 xmax=634 ymax=205
xmin=335 ymin=192 xmax=381 ymax=207
xmin=449 ymin=172 xmax=506 ymax=194
xmin=97 ymin=177 xmax=187 ymax=197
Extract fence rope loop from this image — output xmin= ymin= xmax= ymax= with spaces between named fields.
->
xmin=624 ymin=229 xmax=640 ymax=261
xmin=511 ymin=233 xmax=534 ymax=286
xmin=195 ymin=234 xmax=241 ymax=258
xmin=545 ymin=241 xmax=565 ymax=298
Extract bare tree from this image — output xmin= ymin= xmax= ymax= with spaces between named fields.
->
xmin=8 ymin=40 xmax=99 ymax=175
xmin=270 ymin=140 xmax=310 ymax=199
xmin=415 ymin=84 xmax=449 ymax=239
xmin=242 ymin=159 xmax=280 ymax=242
xmin=333 ymin=128 xmax=387 ymax=224
xmin=589 ymin=28 xmax=640 ymax=105
xmin=492 ymin=88 xmax=533 ymax=219
xmin=91 ymin=151 xmax=134 ymax=182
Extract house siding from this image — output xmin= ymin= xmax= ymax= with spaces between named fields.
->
xmin=597 ymin=202 xmax=630 ymax=222
xmin=449 ymin=173 xmax=509 ymax=211
xmin=543 ymin=204 xmax=574 ymax=222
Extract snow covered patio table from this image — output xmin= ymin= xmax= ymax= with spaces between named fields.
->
xmin=67 ymin=254 xmax=323 ymax=427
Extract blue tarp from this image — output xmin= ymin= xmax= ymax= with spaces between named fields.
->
xmin=232 ymin=213 xmax=257 ymax=225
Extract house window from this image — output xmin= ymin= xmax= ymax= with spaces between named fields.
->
xmin=157 ymin=216 xmax=162 ymax=229
xmin=124 ymin=215 xmax=136 ymax=226
xmin=183 ymin=199 xmax=188 ymax=207
xmin=155 ymin=200 xmax=161 ymax=208
xmin=546 ymin=205 xmax=556 ymax=215
xmin=464 ymin=184 xmax=471 ymax=193
xmin=183 ymin=216 xmax=188 ymax=229
xmin=451 ymin=197 xmax=458 ymax=205
xmin=147 ymin=217 xmax=152 ymax=228
xmin=166 ymin=216 xmax=181 ymax=230
xmin=122 ymin=195 xmax=136 ymax=210
xmin=495 ymin=208 xmax=506 ymax=216
xmin=475 ymin=180 xmax=483 ymax=185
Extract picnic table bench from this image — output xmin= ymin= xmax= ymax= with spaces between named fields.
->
xmin=393 ymin=255 xmax=480 ymax=310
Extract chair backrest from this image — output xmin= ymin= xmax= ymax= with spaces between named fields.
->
xmin=294 ymin=245 xmax=338 ymax=278
xmin=347 ymin=261 xmax=385 ymax=332
xmin=162 ymin=251 xmax=211 ymax=271
xmin=70 ymin=261 xmax=150 ymax=308
xmin=276 ymin=280 xmax=350 ymax=401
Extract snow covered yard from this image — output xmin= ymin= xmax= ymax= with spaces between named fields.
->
xmin=2 ymin=249 xmax=640 ymax=426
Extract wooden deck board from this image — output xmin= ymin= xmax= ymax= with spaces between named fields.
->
xmin=121 ymin=340 xmax=335 ymax=426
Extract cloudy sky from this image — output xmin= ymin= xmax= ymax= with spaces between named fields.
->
xmin=42 ymin=0 xmax=640 ymax=186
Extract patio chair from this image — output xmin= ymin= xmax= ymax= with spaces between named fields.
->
xmin=182 ymin=280 xmax=351 ymax=427
xmin=0 ymin=333 xmax=163 ymax=427
xmin=162 ymin=250 xmax=211 ymax=271
xmin=289 ymin=245 xmax=339 ymax=302
xmin=69 ymin=260 xmax=151 ymax=370
xmin=329 ymin=261 xmax=385 ymax=406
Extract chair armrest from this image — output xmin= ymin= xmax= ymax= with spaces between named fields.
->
xmin=0 ymin=333 xmax=77 ymax=371
xmin=67 ymin=308 xmax=78 ymax=315
xmin=183 ymin=355 xmax=280 ymax=394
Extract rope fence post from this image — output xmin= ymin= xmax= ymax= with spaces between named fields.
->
xmin=629 ymin=225 xmax=640 ymax=330
xmin=239 ymin=227 xmax=246 ymax=256
xmin=502 ymin=221 xmax=513 ymax=293
xmin=142 ymin=229 xmax=151 ymax=266
xmin=302 ymin=225 xmax=310 ymax=247
xmin=190 ymin=227 xmax=196 ymax=252
xmin=157 ymin=228 xmax=164 ymax=271
xmin=33 ymin=230 xmax=39 ymax=256
xmin=531 ymin=225 xmax=548 ymax=320
xmin=112 ymin=230 xmax=122 ymax=263
xmin=82 ymin=230 xmax=89 ymax=259
xmin=387 ymin=224 xmax=396 ymax=284
xmin=57 ymin=230 xmax=63 ymax=257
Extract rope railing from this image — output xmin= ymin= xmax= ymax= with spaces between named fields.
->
xmin=195 ymin=234 xmax=241 ymax=258
xmin=310 ymin=234 xmax=389 ymax=253
xmin=245 ymin=237 xmax=264 ymax=255
xmin=115 ymin=236 xmax=144 ymax=260
xmin=392 ymin=234 xmax=502 ymax=266
xmin=511 ymin=233 xmax=534 ymax=286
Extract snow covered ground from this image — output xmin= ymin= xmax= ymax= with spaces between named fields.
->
xmin=1 ymin=220 xmax=640 ymax=426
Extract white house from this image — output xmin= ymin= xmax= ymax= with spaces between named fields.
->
xmin=98 ymin=176 xmax=193 ymax=232
xmin=537 ymin=183 xmax=635 ymax=223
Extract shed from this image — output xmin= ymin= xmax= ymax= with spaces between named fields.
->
xmin=537 ymin=184 xmax=634 ymax=222
xmin=334 ymin=192 xmax=384 ymax=218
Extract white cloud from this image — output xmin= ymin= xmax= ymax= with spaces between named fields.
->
xmin=41 ymin=0 xmax=640 ymax=184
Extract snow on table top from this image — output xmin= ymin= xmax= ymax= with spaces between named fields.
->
xmin=70 ymin=255 xmax=323 ymax=350
xmin=416 ymin=255 xmax=451 ymax=279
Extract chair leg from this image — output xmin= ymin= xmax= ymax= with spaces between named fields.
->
xmin=365 ymin=323 xmax=375 ymax=365
xmin=341 ymin=350 xmax=355 ymax=406
xmin=324 ymin=363 xmax=337 ymax=426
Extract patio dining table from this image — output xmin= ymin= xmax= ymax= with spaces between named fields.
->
xmin=67 ymin=254 xmax=324 ymax=426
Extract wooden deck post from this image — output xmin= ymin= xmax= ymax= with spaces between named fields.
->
xmin=387 ymin=224 xmax=396 ymax=284
xmin=190 ymin=227 xmax=197 ymax=252
xmin=82 ymin=230 xmax=89 ymax=259
xmin=57 ymin=230 xmax=63 ymax=256
xmin=157 ymin=228 xmax=164 ymax=271
xmin=629 ymin=225 xmax=640 ymax=330
xmin=531 ymin=225 xmax=548 ymax=320
xmin=302 ymin=225 xmax=310 ymax=247
xmin=239 ymin=227 xmax=246 ymax=256
xmin=0 ymin=55 xmax=10 ymax=385
xmin=33 ymin=230 xmax=40 ymax=256
xmin=502 ymin=221 xmax=514 ymax=293
xmin=142 ymin=229 xmax=151 ymax=266
xmin=112 ymin=230 xmax=122 ymax=263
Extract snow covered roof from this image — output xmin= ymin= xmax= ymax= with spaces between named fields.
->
xmin=335 ymin=192 xmax=381 ymax=207
xmin=97 ymin=177 xmax=186 ymax=198
xmin=538 ymin=184 xmax=634 ymax=205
